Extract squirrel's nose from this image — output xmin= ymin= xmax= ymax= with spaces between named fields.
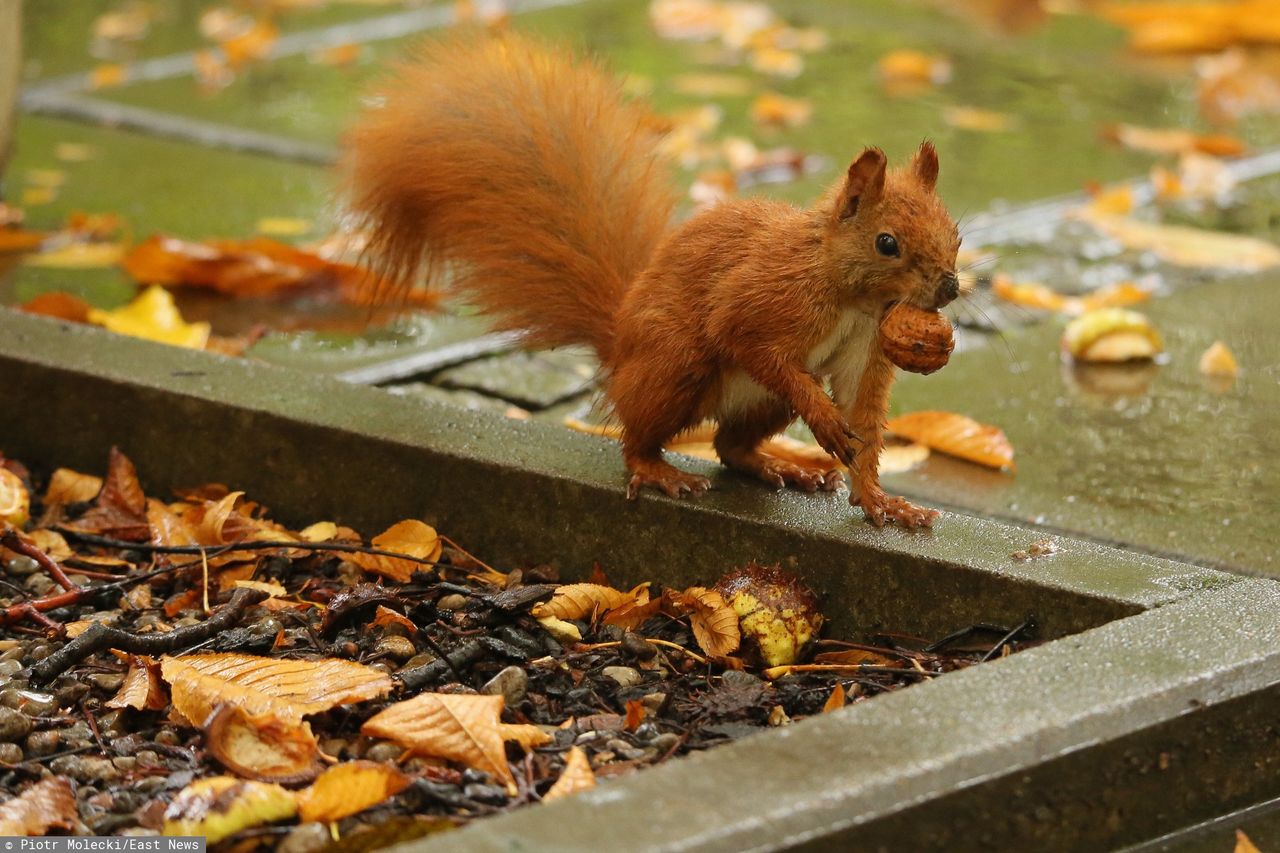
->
xmin=935 ymin=272 xmax=960 ymax=308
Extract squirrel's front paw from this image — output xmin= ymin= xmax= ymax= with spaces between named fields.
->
xmin=808 ymin=411 xmax=859 ymax=467
xmin=853 ymin=490 xmax=939 ymax=528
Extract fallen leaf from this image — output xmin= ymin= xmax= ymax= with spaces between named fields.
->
xmin=942 ymin=105 xmax=1015 ymax=132
xmin=54 ymin=143 xmax=97 ymax=163
xmin=20 ymin=292 xmax=93 ymax=323
xmin=161 ymin=652 xmax=394 ymax=729
xmin=295 ymin=761 xmax=411 ymax=823
xmin=349 ymin=519 xmax=442 ymax=583
xmin=542 ymin=746 xmax=596 ymax=802
xmin=256 ymin=217 xmax=312 ymax=237
xmin=0 ymin=229 xmax=46 ymax=254
xmin=19 ymin=188 xmax=56 ymax=206
xmin=25 ymin=530 xmax=73 ymax=562
xmin=821 ymin=683 xmax=846 ymax=712
xmin=1196 ymin=48 xmax=1280 ymax=125
xmin=750 ymin=92 xmax=813 ymax=128
xmin=308 ymin=42 xmax=362 ymax=67
xmin=537 ymin=615 xmax=583 ymax=643
xmin=671 ymin=72 xmax=754 ymax=97
xmin=1062 ymin=307 xmax=1165 ymax=363
xmin=90 ymin=63 xmax=129 ymax=89
xmin=667 ymin=587 xmax=740 ymax=658
xmin=1100 ymin=122 xmax=1246 ymax=157
xmin=220 ymin=18 xmax=279 ymax=68
xmin=992 ymin=274 xmax=1152 ymax=316
xmin=813 ymin=648 xmax=902 ymax=667
xmin=162 ymin=777 xmax=296 ymax=843
xmin=1199 ymin=340 xmax=1240 ymax=377
xmin=750 ymin=46 xmax=803 ymax=78
xmin=877 ymin=49 xmax=952 ymax=90
xmin=205 ymin=704 xmax=322 ymax=784
xmin=1236 ymin=829 xmax=1263 ymax=853
xmin=0 ymin=777 xmax=79 ymax=836
xmin=886 ymin=411 xmax=1015 ymax=471
xmin=0 ymin=469 xmax=29 ymax=527
xmin=531 ymin=583 xmax=637 ymax=621
xmin=362 ymin=693 xmax=551 ymax=793
xmin=1076 ymin=211 xmax=1280 ymax=271
xmin=25 ymin=241 xmax=125 ymax=269
xmin=65 ymin=447 xmax=150 ymax=541
xmin=86 ymin=286 xmax=212 ymax=349
xmin=106 ymin=657 xmax=168 ymax=711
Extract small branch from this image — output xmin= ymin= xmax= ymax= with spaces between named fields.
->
xmin=29 ymin=587 xmax=269 ymax=685
xmin=1 ymin=529 xmax=80 ymax=592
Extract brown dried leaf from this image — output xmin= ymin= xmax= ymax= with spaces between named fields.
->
xmin=106 ymin=657 xmax=169 ymax=711
xmin=206 ymin=704 xmax=321 ymax=784
xmin=821 ymin=683 xmax=847 ymax=713
xmin=19 ymin=292 xmax=91 ymax=322
xmin=0 ymin=777 xmax=79 ymax=836
xmin=885 ymin=411 xmax=1015 ymax=472
xmin=349 ymin=519 xmax=442 ymax=583
xmin=162 ymin=653 xmax=393 ymax=728
xmin=543 ymin=746 xmax=596 ymax=802
xmin=668 ymin=587 xmax=741 ymax=658
xmin=295 ymin=761 xmax=411 ymax=823
xmin=531 ymin=583 xmax=637 ymax=621
xmin=813 ymin=649 xmax=902 ymax=667
xmin=362 ymin=693 xmax=551 ymax=793
xmin=66 ymin=447 xmax=148 ymax=540
xmin=372 ymin=605 xmax=417 ymax=635
xmin=43 ymin=468 xmax=103 ymax=507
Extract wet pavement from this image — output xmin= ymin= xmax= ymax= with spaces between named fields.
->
xmin=3 ymin=0 xmax=1279 ymax=580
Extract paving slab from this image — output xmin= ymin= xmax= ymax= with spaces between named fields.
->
xmin=0 ymin=310 xmax=1238 ymax=642
xmin=433 ymin=347 xmax=597 ymax=410
xmin=889 ymin=269 xmax=1280 ymax=574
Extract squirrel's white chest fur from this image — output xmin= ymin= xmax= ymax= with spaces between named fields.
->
xmin=716 ymin=309 xmax=877 ymax=419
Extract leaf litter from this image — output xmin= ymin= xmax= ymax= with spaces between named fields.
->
xmin=0 ymin=446 xmax=1037 ymax=844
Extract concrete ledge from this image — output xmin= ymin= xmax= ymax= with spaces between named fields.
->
xmin=0 ymin=310 xmax=1236 ymax=639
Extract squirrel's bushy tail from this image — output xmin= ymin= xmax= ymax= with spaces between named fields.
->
xmin=342 ymin=33 xmax=676 ymax=362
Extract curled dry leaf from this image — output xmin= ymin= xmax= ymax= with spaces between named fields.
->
xmin=0 ymin=777 xmax=79 ymax=836
xmin=106 ymin=656 xmax=168 ymax=711
xmin=349 ymin=519 xmax=442 ymax=583
xmin=295 ymin=761 xmax=412 ymax=823
xmin=162 ymin=777 xmax=297 ymax=844
xmin=542 ymin=746 xmax=596 ymax=802
xmin=1076 ymin=211 xmax=1280 ymax=272
xmin=0 ymin=468 xmax=29 ymax=527
xmin=532 ymin=583 xmax=637 ymax=622
xmin=161 ymin=652 xmax=394 ymax=729
xmin=362 ymin=693 xmax=551 ymax=794
xmin=372 ymin=604 xmax=418 ymax=634
xmin=667 ymin=587 xmax=740 ymax=658
xmin=885 ymin=411 xmax=1015 ymax=472
xmin=1061 ymin=308 xmax=1164 ymax=363
xmin=64 ymin=447 xmax=149 ymax=541
xmin=205 ymin=704 xmax=322 ymax=784
xmin=537 ymin=615 xmax=583 ymax=644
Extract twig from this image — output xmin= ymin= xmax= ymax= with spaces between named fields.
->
xmin=29 ymin=587 xmax=269 ymax=685
xmin=761 ymin=663 xmax=937 ymax=680
xmin=978 ymin=617 xmax=1036 ymax=663
xmin=1 ymin=529 xmax=80 ymax=592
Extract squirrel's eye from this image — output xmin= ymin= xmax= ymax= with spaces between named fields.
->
xmin=875 ymin=233 xmax=900 ymax=257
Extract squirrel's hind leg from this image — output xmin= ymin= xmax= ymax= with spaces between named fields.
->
xmin=714 ymin=402 xmax=843 ymax=493
xmin=612 ymin=358 xmax=712 ymax=500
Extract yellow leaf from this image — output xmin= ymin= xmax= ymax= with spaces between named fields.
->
xmin=20 ymin=188 xmax=56 ymax=206
xmin=349 ymin=519 xmax=442 ymax=583
xmin=885 ymin=411 xmax=1015 ymax=472
xmin=543 ymin=746 xmax=596 ymax=802
xmin=1199 ymin=341 xmax=1240 ymax=377
xmin=1077 ymin=211 xmax=1280 ymax=272
xmin=362 ymin=692 xmax=551 ymax=794
xmin=750 ymin=92 xmax=813 ymax=128
xmin=0 ymin=777 xmax=79 ymax=836
xmin=942 ymin=105 xmax=1015 ymax=132
xmin=531 ymin=583 xmax=637 ymax=621
xmin=256 ymin=217 xmax=312 ymax=237
xmin=295 ymin=761 xmax=411 ymax=823
xmin=87 ymin=286 xmax=212 ymax=349
xmin=298 ymin=521 xmax=339 ymax=542
xmin=0 ymin=468 xmax=29 ymax=527
xmin=162 ymin=777 xmax=296 ymax=844
xmin=1235 ymin=830 xmax=1263 ymax=853
xmin=25 ymin=241 xmax=125 ymax=269
xmin=43 ymin=468 xmax=103 ymax=506
xmin=537 ymin=615 xmax=583 ymax=644
xmin=668 ymin=587 xmax=740 ymax=658
xmin=90 ymin=64 xmax=129 ymax=90
xmin=161 ymin=652 xmax=393 ymax=728
xmin=54 ymin=143 xmax=97 ymax=163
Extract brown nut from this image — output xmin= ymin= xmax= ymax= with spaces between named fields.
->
xmin=879 ymin=303 xmax=954 ymax=375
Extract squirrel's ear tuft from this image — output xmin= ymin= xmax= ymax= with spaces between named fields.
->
xmin=836 ymin=147 xmax=887 ymax=222
xmin=913 ymin=141 xmax=939 ymax=190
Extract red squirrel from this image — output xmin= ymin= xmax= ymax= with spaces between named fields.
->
xmin=343 ymin=33 xmax=961 ymax=528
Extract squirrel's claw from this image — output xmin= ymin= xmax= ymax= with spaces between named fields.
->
xmin=853 ymin=491 xmax=939 ymax=529
xmin=627 ymin=468 xmax=711 ymax=500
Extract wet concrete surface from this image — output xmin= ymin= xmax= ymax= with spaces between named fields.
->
xmin=890 ymin=270 xmax=1280 ymax=574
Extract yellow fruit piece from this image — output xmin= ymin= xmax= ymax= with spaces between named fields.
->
xmin=87 ymin=286 xmax=211 ymax=349
xmin=162 ymin=777 xmax=297 ymax=843
xmin=1062 ymin=308 xmax=1164 ymax=363
xmin=0 ymin=468 xmax=30 ymax=527
xmin=714 ymin=564 xmax=822 ymax=668
xmin=1199 ymin=340 xmax=1239 ymax=377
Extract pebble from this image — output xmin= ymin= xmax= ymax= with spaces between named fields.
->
xmin=26 ymin=644 xmax=52 ymax=663
xmin=25 ymin=730 xmax=59 ymax=757
xmin=436 ymin=593 xmax=468 ymax=611
xmin=463 ymin=783 xmax=508 ymax=805
xmin=721 ymin=670 xmax=763 ymax=688
xmin=23 ymin=575 xmax=55 ymax=596
xmin=50 ymin=755 xmax=119 ymax=783
xmin=0 ymin=706 xmax=33 ymax=742
xmin=87 ymin=673 xmax=126 ymax=692
xmin=62 ymin=722 xmax=92 ymax=746
xmin=278 ymin=823 xmax=333 ymax=853
xmin=5 ymin=556 xmax=38 ymax=576
xmin=134 ymin=750 xmax=160 ymax=767
xmin=640 ymin=692 xmax=668 ymax=714
xmin=402 ymin=652 xmax=436 ymax=670
xmin=602 ymin=666 xmax=642 ymax=688
xmin=0 ymin=742 xmax=21 ymax=763
xmin=249 ymin=617 xmax=284 ymax=639
xmin=0 ymin=660 xmax=22 ymax=679
xmin=374 ymin=635 xmax=417 ymax=662
xmin=368 ymin=661 xmax=395 ymax=675
xmin=319 ymin=738 xmax=348 ymax=759
xmin=0 ymin=647 xmax=25 ymax=662
xmin=480 ymin=666 xmax=528 ymax=707
xmin=154 ymin=729 xmax=181 ymax=746
xmin=365 ymin=741 xmax=403 ymax=763
xmin=650 ymin=732 xmax=681 ymax=754
xmin=621 ymin=632 xmax=657 ymax=661
xmin=55 ymin=682 xmax=91 ymax=707
xmin=112 ymin=756 xmax=138 ymax=772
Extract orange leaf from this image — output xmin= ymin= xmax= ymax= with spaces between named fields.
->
xmin=106 ymin=657 xmax=169 ymax=711
xmin=205 ymin=704 xmax=321 ymax=784
xmin=532 ymin=583 xmax=637 ymax=621
xmin=885 ymin=411 xmax=1015 ymax=472
xmin=221 ymin=19 xmax=279 ymax=68
xmin=20 ymin=292 xmax=92 ymax=323
xmin=89 ymin=63 xmax=128 ymax=89
xmin=813 ymin=649 xmax=902 ymax=667
xmin=161 ymin=653 xmax=393 ymax=729
xmin=624 ymin=699 xmax=645 ymax=732
xmin=1236 ymin=830 xmax=1263 ymax=853
xmin=1101 ymin=122 xmax=1246 ymax=157
xmin=362 ymin=693 xmax=551 ymax=794
xmin=349 ymin=520 xmax=442 ymax=583
xmin=64 ymin=447 xmax=149 ymax=540
xmin=0 ymin=229 xmax=47 ymax=254
xmin=668 ymin=587 xmax=741 ymax=658
xmin=821 ymin=683 xmax=846 ymax=713
xmin=542 ymin=746 xmax=596 ymax=802
xmin=372 ymin=605 xmax=418 ymax=635
xmin=295 ymin=761 xmax=411 ymax=823
xmin=0 ymin=777 xmax=79 ymax=836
